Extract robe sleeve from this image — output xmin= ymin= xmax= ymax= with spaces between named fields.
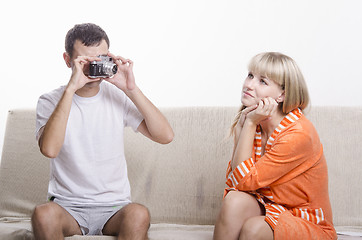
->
xmin=226 ymin=128 xmax=321 ymax=191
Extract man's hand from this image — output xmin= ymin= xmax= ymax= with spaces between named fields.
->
xmin=67 ymin=56 xmax=101 ymax=93
xmin=105 ymin=53 xmax=136 ymax=92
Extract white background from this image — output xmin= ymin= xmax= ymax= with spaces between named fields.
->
xmin=1 ymin=0 xmax=362 ymax=155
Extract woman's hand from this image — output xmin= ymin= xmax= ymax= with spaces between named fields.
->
xmin=234 ymin=105 xmax=258 ymax=140
xmin=246 ymin=97 xmax=279 ymax=125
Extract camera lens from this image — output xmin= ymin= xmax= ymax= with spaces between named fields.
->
xmin=112 ymin=65 xmax=117 ymax=74
xmin=102 ymin=62 xmax=117 ymax=76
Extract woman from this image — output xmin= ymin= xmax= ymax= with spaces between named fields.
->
xmin=213 ymin=52 xmax=337 ymax=240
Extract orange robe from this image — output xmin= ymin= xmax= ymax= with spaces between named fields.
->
xmin=224 ymin=109 xmax=337 ymax=240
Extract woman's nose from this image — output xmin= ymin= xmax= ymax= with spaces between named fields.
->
xmin=244 ymin=78 xmax=255 ymax=89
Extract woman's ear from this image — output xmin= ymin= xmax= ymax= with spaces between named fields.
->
xmin=276 ymin=91 xmax=285 ymax=103
xmin=63 ymin=52 xmax=71 ymax=68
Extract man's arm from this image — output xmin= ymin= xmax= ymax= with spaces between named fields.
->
xmin=128 ymin=87 xmax=174 ymax=144
xmin=38 ymin=55 xmax=101 ymax=158
xmin=106 ymin=53 xmax=174 ymax=144
xmin=38 ymin=87 xmax=74 ymax=158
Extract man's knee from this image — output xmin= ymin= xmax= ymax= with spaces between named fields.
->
xmin=31 ymin=202 xmax=65 ymax=238
xmin=32 ymin=203 xmax=59 ymax=227
xmin=127 ymin=203 xmax=150 ymax=229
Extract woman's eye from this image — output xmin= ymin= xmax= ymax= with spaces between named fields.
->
xmin=248 ymin=73 xmax=254 ymax=79
xmin=260 ymin=79 xmax=267 ymax=85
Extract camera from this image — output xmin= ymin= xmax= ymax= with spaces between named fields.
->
xmin=89 ymin=55 xmax=118 ymax=78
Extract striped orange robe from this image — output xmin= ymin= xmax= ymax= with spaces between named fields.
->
xmin=224 ymin=109 xmax=337 ymax=240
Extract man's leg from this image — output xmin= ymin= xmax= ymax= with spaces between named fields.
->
xmin=31 ymin=202 xmax=82 ymax=240
xmin=102 ymin=203 xmax=150 ymax=240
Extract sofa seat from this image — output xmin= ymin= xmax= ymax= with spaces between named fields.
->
xmin=0 ymin=217 xmax=213 ymax=240
xmin=1 ymin=219 xmax=362 ymax=240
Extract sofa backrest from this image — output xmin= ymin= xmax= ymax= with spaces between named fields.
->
xmin=0 ymin=110 xmax=49 ymax=219
xmin=125 ymin=107 xmax=235 ymax=225
xmin=0 ymin=107 xmax=361 ymax=227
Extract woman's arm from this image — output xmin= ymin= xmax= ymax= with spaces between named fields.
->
xmin=228 ymin=108 xmax=318 ymax=191
xmin=231 ymin=119 xmax=257 ymax=170
xmin=231 ymin=130 xmax=317 ymax=191
xmin=231 ymin=98 xmax=277 ymax=170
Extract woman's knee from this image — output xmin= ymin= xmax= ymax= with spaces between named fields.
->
xmin=221 ymin=191 xmax=261 ymax=218
xmin=240 ymin=217 xmax=273 ymax=240
xmin=214 ymin=192 xmax=262 ymax=240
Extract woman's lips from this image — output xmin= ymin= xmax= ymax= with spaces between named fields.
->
xmin=243 ymin=91 xmax=254 ymax=98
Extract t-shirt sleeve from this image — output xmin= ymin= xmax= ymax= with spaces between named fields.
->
xmin=123 ymin=96 xmax=144 ymax=132
xmin=227 ymin=129 xmax=320 ymax=191
xmin=35 ymin=88 xmax=63 ymax=141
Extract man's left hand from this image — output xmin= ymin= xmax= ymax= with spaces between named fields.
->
xmin=105 ymin=52 xmax=136 ymax=92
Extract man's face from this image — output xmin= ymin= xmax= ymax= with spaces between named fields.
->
xmin=68 ymin=39 xmax=109 ymax=68
xmin=63 ymin=39 xmax=110 ymax=89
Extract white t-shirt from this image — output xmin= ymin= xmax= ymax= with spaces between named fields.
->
xmin=36 ymin=81 xmax=144 ymax=206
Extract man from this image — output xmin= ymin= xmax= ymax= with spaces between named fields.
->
xmin=31 ymin=23 xmax=174 ymax=240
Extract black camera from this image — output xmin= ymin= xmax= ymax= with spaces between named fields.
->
xmin=89 ymin=55 xmax=118 ymax=78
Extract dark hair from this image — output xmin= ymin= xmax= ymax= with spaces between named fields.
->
xmin=65 ymin=23 xmax=110 ymax=58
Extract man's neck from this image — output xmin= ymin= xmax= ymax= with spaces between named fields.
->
xmin=75 ymin=81 xmax=102 ymax=97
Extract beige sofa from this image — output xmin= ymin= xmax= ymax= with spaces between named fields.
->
xmin=0 ymin=107 xmax=361 ymax=240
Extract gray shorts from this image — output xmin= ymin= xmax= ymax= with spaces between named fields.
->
xmin=52 ymin=198 xmax=129 ymax=235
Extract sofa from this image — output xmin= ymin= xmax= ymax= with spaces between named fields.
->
xmin=0 ymin=107 xmax=361 ymax=240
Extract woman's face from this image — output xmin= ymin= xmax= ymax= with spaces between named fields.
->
xmin=241 ymin=72 xmax=284 ymax=107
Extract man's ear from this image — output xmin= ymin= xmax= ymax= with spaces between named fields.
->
xmin=63 ymin=52 xmax=71 ymax=68
xmin=277 ymin=91 xmax=285 ymax=103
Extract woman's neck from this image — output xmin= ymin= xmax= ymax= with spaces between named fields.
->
xmin=259 ymin=110 xmax=286 ymax=140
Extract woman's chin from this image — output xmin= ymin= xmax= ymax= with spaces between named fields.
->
xmin=241 ymin=98 xmax=257 ymax=107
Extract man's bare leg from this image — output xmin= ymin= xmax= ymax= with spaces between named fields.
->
xmin=31 ymin=202 xmax=82 ymax=240
xmin=102 ymin=203 xmax=150 ymax=240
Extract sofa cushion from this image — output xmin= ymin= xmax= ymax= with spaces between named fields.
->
xmin=0 ymin=219 xmax=33 ymax=240
xmin=0 ymin=221 xmax=213 ymax=240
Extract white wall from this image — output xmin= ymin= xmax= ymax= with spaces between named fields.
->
xmin=1 ymin=0 xmax=362 ymax=156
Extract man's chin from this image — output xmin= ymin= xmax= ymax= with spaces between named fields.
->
xmin=86 ymin=79 xmax=103 ymax=87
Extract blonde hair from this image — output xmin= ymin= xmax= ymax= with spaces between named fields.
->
xmin=231 ymin=52 xmax=310 ymax=135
